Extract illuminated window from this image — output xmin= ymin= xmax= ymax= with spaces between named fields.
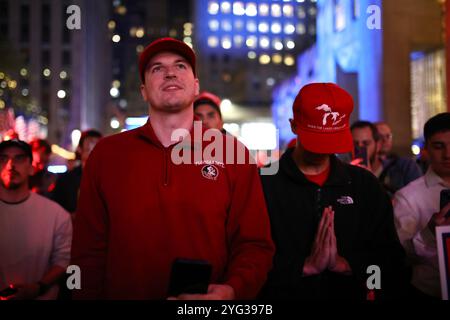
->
xmin=308 ymin=7 xmax=317 ymax=16
xmin=260 ymin=37 xmax=270 ymax=49
xmin=271 ymin=4 xmax=281 ymax=17
xmin=296 ymin=23 xmax=305 ymax=34
xmin=335 ymin=0 xmax=346 ymax=32
xmin=283 ymin=5 xmax=293 ymax=17
xmin=222 ymin=37 xmax=232 ymax=49
xmin=266 ymin=78 xmax=275 ymax=86
xmin=246 ymin=36 xmax=257 ymax=49
xmin=222 ymin=20 xmax=232 ymax=31
xmin=234 ymin=20 xmax=244 ymax=30
xmin=273 ymin=39 xmax=283 ymax=51
xmin=233 ymin=2 xmax=245 ymax=15
xmin=208 ymin=1 xmax=219 ymax=15
xmin=259 ymin=54 xmax=271 ymax=65
xmin=209 ymin=19 xmax=219 ymax=31
xmin=286 ymin=39 xmax=295 ymax=49
xmin=221 ymin=1 xmax=231 ymax=14
xmin=272 ymin=54 xmax=282 ymax=64
xmin=246 ymin=3 xmax=257 ymax=17
xmin=271 ymin=22 xmax=281 ymax=34
xmin=258 ymin=22 xmax=269 ymax=33
xmin=259 ymin=3 xmax=269 ymax=16
xmin=284 ymin=55 xmax=295 ymax=66
xmin=247 ymin=21 xmax=257 ymax=32
xmin=208 ymin=36 xmax=219 ymax=48
xmin=234 ymin=35 xmax=244 ymax=47
xmin=272 ymin=38 xmax=283 ymax=51
xmin=352 ymin=0 xmax=361 ymax=19
xmin=248 ymin=51 xmax=257 ymax=59
xmin=284 ymin=23 xmax=295 ymax=34
xmin=297 ymin=7 xmax=305 ymax=18
xmin=135 ymin=27 xmax=144 ymax=38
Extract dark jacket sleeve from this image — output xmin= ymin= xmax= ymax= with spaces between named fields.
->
xmin=346 ymin=170 xmax=407 ymax=299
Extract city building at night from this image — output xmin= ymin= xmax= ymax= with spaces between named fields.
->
xmin=273 ymin=0 xmax=446 ymax=154
xmin=0 ymin=0 xmax=111 ymax=149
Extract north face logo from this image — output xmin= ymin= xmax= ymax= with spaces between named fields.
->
xmin=337 ymin=196 xmax=354 ymax=205
xmin=316 ymin=104 xmax=346 ymax=126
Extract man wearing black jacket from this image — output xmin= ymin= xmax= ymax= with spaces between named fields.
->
xmin=260 ymin=83 xmax=406 ymax=299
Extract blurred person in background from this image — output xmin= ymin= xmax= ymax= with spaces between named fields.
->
xmin=51 ymin=129 xmax=102 ymax=215
xmin=28 ymin=139 xmax=57 ymax=198
xmin=351 ymin=121 xmax=421 ymax=197
xmin=194 ymin=91 xmax=226 ymax=134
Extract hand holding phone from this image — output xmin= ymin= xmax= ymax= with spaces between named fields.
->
xmin=0 ymin=286 xmax=17 ymax=299
xmin=167 ymin=258 xmax=212 ymax=297
xmin=353 ymin=145 xmax=368 ymax=167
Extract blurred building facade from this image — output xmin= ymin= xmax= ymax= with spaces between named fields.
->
xmin=273 ymin=0 xmax=446 ymax=155
xmin=0 ymin=0 xmax=111 ymax=148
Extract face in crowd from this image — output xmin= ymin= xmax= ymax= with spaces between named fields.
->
xmin=79 ymin=136 xmax=101 ymax=164
xmin=376 ymin=123 xmax=393 ymax=157
xmin=32 ymin=146 xmax=50 ymax=172
xmin=426 ymin=130 xmax=450 ymax=179
xmin=351 ymin=126 xmax=380 ymax=165
xmin=0 ymin=146 xmax=33 ymax=190
xmin=140 ymin=51 xmax=199 ymax=113
xmin=194 ymin=103 xmax=223 ymax=130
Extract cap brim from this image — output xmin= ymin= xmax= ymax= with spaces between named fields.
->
xmin=296 ymin=128 xmax=354 ymax=154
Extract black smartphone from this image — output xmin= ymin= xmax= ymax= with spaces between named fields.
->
xmin=354 ymin=145 xmax=368 ymax=166
xmin=440 ymin=189 xmax=450 ymax=218
xmin=0 ymin=286 xmax=17 ymax=298
xmin=167 ymin=258 xmax=212 ymax=297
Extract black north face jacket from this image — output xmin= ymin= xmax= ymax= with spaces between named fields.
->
xmin=259 ymin=148 xmax=406 ymax=300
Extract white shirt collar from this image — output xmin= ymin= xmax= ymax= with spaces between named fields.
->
xmin=424 ymin=167 xmax=449 ymax=188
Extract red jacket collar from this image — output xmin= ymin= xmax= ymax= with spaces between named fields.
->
xmin=137 ymin=116 xmax=207 ymax=150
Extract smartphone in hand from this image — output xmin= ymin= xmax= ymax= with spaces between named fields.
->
xmin=0 ymin=286 xmax=17 ymax=298
xmin=167 ymin=258 xmax=212 ymax=297
xmin=440 ymin=189 xmax=450 ymax=219
xmin=353 ymin=145 xmax=368 ymax=167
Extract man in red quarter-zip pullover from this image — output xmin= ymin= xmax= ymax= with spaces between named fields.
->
xmin=71 ymin=38 xmax=275 ymax=300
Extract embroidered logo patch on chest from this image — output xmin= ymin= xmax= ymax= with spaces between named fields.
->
xmin=201 ymin=164 xmax=219 ymax=180
xmin=336 ymin=195 xmax=354 ymax=205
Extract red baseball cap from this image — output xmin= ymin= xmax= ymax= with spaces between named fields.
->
xmin=293 ymin=83 xmax=354 ymax=154
xmin=138 ymin=37 xmax=197 ymax=83
xmin=194 ymin=91 xmax=221 ymax=108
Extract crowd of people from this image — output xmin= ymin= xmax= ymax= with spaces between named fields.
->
xmin=1 ymin=37 xmax=449 ymax=300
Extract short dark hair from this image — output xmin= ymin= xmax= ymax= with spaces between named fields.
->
xmin=350 ymin=120 xmax=380 ymax=141
xmin=29 ymin=139 xmax=52 ymax=154
xmin=79 ymin=129 xmax=102 ymax=148
xmin=0 ymin=139 xmax=33 ymax=162
xmin=424 ymin=112 xmax=450 ymax=142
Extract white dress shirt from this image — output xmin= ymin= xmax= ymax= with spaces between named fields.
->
xmin=393 ymin=168 xmax=450 ymax=297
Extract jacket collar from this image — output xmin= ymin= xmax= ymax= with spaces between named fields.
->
xmin=280 ymin=148 xmax=351 ymax=186
xmin=137 ymin=117 xmax=210 ymax=151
